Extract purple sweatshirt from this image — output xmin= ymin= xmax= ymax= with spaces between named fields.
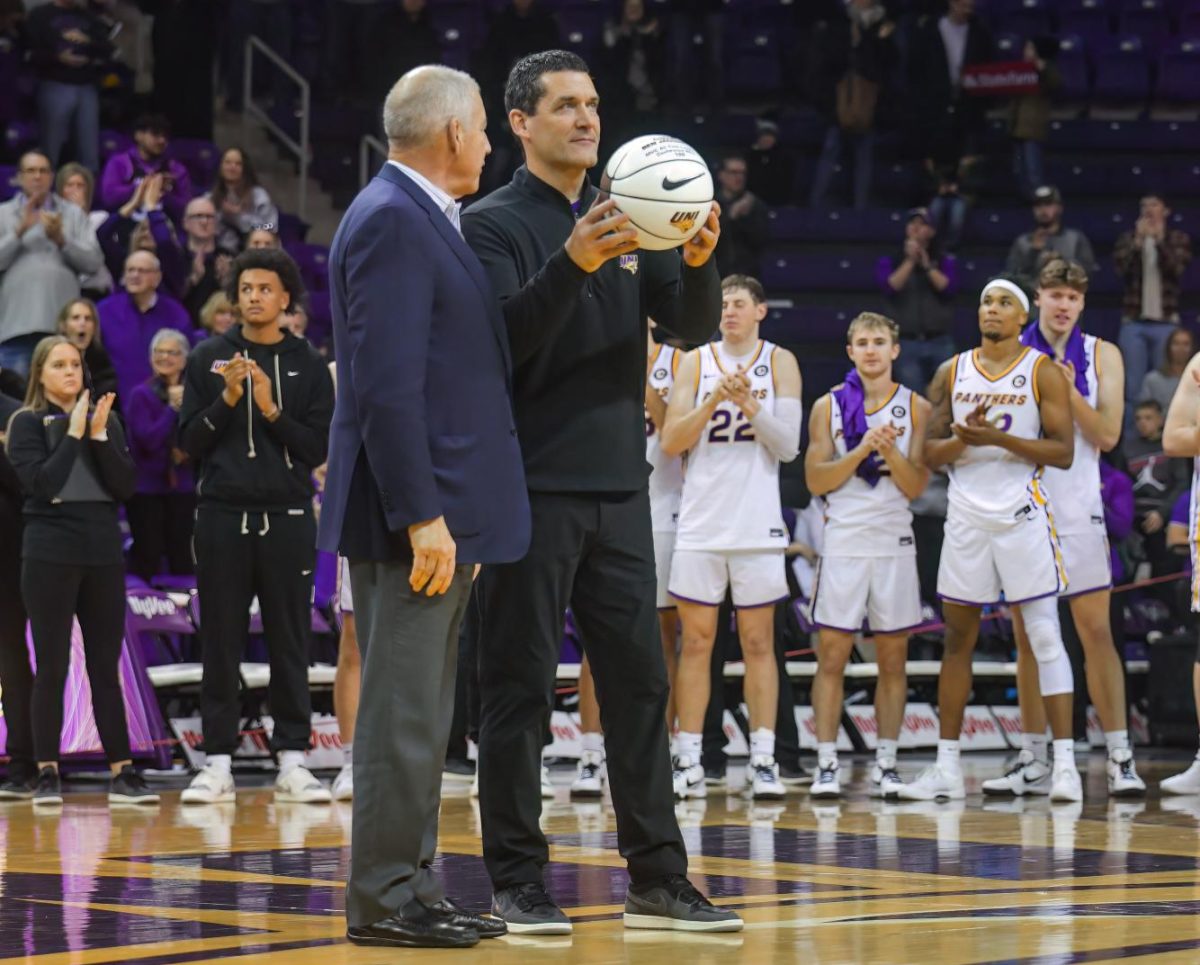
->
xmin=1100 ymin=460 xmax=1135 ymax=583
xmin=98 ymin=147 xmax=193 ymax=225
xmin=97 ymin=290 xmax=195 ymax=406
xmin=124 ymin=379 xmax=194 ymax=495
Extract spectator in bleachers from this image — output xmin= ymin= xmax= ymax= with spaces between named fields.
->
xmin=1004 ymin=186 xmax=1097 ymax=296
xmin=666 ymin=0 xmax=723 ymax=117
xmin=223 ymin=0 xmax=293 ymax=115
xmin=198 ymin=291 xmax=236 ymax=337
xmin=925 ymin=160 xmax=971 ymax=252
xmin=97 ymin=171 xmax=187 ymax=301
xmin=1141 ymin=328 xmax=1195 ymax=416
xmin=368 ymin=0 xmax=441 ymax=107
xmin=245 ymin=224 xmax=280 ymax=250
xmin=713 ymin=154 xmax=768 ymax=278
xmin=0 ymin=150 xmax=103 ymax=378
xmin=57 ymin=161 xmax=113 ymax=300
xmin=745 ymin=118 xmax=797 ymax=209
xmin=598 ymin=0 xmax=666 ymax=142
xmin=25 ymin=0 xmax=113 ymax=173
xmin=807 ymin=0 xmax=897 ymax=211
xmin=909 ymin=0 xmax=994 ymax=173
xmin=877 ymin=207 xmax=956 ymax=392
xmin=279 ymin=303 xmax=307 ymax=340
xmin=1114 ymin=193 xmax=1193 ymax=412
xmin=1009 ymin=39 xmax=1060 ymax=202
xmin=98 ymin=114 xmax=193 ymax=226
xmin=1123 ymin=398 xmax=1191 ymax=594
xmin=209 ymin=147 xmax=279 ymax=254
xmin=57 ymin=297 xmax=117 ymax=401
xmin=5 ymin=335 xmax=158 ymax=806
xmin=180 ymin=196 xmax=233 ymax=322
xmin=124 ymin=327 xmax=193 ymax=579
xmin=98 ymin=250 xmax=193 ymax=406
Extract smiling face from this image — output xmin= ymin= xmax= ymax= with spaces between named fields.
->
xmin=124 ymin=251 xmax=162 ymax=296
xmin=62 ymin=300 xmax=97 ymax=349
xmin=237 ymin=268 xmax=290 ymax=328
xmin=511 ymin=70 xmax=600 ymax=174
xmin=220 ymin=149 xmax=244 ymax=186
xmin=720 ymin=286 xmax=766 ymax=341
xmin=151 ymin=335 xmax=186 ymax=380
xmin=846 ymin=322 xmax=900 ymax=379
xmin=1035 ymin=283 xmax=1085 ymax=339
xmin=978 ymin=286 xmax=1028 ymax=342
xmin=40 ymin=341 xmax=84 ymax=404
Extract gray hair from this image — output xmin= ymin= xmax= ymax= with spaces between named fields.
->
xmin=382 ymin=65 xmax=480 ymax=150
xmin=150 ymin=327 xmax=189 ymax=361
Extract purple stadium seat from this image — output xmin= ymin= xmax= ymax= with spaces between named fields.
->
xmin=957 ymin=256 xmax=1006 ymax=291
xmin=5 ymin=119 xmax=37 ymax=156
xmin=170 ymin=139 xmax=220 ymax=190
xmin=287 ymin=242 xmax=330 ymax=292
xmin=726 ymin=30 xmax=781 ymax=96
xmin=1157 ymin=40 xmax=1200 ymax=104
xmin=1060 ymin=0 xmax=1114 ymax=51
xmin=438 ymin=28 xmax=474 ymax=71
xmin=762 ymin=306 xmax=854 ymax=345
xmin=1093 ymin=36 xmax=1151 ymax=104
xmin=100 ymin=129 xmax=133 ymax=164
xmin=1072 ymin=207 xmax=1134 ymax=245
xmin=777 ymin=109 xmax=826 ymax=150
xmin=768 ymin=207 xmax=904 ymax=244
xmin=760 ymin=251 xmax=869 ymax=293
xmin=1056 ymin=34 xmax=1092 ymax=101
xmin=429 ymin=1 xmax=486 ymax=51
xmin=276 ymin=211 xmax=309 ymax=246
xmin=997 ymin=0 xmax=1054 ymax=44
xmin=1181 ymin=9 xmax=1200 ymax=38
xmin=1118 ymin=0 xmax=1172 ymax=54
xmin=965 ymin=208 xmax=1030 ymax=245
xmin=307 ymin=289 xmax=331 ymax=348
xmin=994 ymin=32 xmax=1026 ymax=58
xmin=0 ymin=164 xmax=16 ymax=202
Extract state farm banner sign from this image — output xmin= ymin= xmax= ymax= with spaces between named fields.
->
xmin=961 ymin=61 xmax=1040 ymax=96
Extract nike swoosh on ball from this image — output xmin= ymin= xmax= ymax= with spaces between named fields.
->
xmin=661 ymin=174 xmax=704 ymax=190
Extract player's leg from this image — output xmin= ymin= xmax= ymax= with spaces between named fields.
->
xmin=1162 ymin=661 xmax=1200 ymax=793
xmin=981 ymin=608 xmax=1051 ymax=797
xmin=811 ymin=627 xmax=854 ymax=798
xmin=735 ymin=602 xmax=784 ymax=799
xmin=571 ymin=656 xmax=606 ymax=799
xmin=672 ymin=598 xmax=721 ymax=799
xmin=870 ymin=633 xmax=908 ymax=798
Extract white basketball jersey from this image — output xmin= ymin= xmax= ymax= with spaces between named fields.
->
xmin=1035 ymin=334 xmax=1104 ymax=536
xmin=824 ymin=383 xmax=918 ymax=557
xmin=646 ymin=344 xmax=683 ymax=532
xmin=947 ymin=347 xmax=1049 ymax=528
xmin=674 ymin=340 xmax=789 ymax=551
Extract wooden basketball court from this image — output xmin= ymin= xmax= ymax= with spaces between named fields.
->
xmin=4 ymin=754 xmax=1200 ymax=964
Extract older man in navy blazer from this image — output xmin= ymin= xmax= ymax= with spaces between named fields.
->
xmin=319 ymin=65 xmax=529 ymax=950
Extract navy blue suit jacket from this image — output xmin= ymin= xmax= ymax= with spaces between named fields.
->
xmin=318 ymin=164 xmax=530 ymax=564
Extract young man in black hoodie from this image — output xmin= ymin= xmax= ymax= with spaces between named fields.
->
xmin=178 ymin=248 xmax=335 ymax=805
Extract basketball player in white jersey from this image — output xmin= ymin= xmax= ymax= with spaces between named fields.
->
xmin=982 ymin=259 xmax=1146 ymax=799
xmin=661 ymin=274 xmax=802 ymax=800
xmin=805 ymin=312 xmax=931 ymax=799
xmin=571 ymin=322 xmax=684 ymax=798
xmin=1159 ymin=348 xmax=1200 ymax=793
xmin=898 ymin=278 xmax=1083 ymax=803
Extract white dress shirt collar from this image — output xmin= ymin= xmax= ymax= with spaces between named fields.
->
xmin=387 ymin=160 xmax=462 ymax=234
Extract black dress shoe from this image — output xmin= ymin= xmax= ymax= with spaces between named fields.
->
xmin=429 ymin=897 xmax=507 ymax=938
xmin=347 ymin=906 xmax=479 ymax=948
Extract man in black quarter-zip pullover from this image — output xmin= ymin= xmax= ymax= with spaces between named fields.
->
xmin=462 ymin=50 xmax=742 ymax=935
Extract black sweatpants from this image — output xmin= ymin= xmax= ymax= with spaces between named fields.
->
xmin=193 ymin=504 xmax=316 ymax=756
xmin=22 ymin=559 xmax=130 ymax=764
xmin=0 ymin=525 xmax=32 ymax=780
xmin=477 ymin=490 xmax=687 ymax=889
xmin=127 ymin=492 xmax=196 ymax=580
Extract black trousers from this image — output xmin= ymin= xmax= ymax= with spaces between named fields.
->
xmin=0 ymin=521 xmax=33 ymax=780
xmin=22 ymin=559 xmax=130 ymax=764
xmin=447 ymin=582 xmax=482 ymax=759
xmin=127 ymin=492 xmax=196 ymax=581
xmin=193 ymin=505 xmax=315 ymax=756
xmin=477 ymin=491 xmax=687 ymax=889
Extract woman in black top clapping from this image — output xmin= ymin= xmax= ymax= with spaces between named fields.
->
xmin=4 ymin=336 xmax=159 ymax=807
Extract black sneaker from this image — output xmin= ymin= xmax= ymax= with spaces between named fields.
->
xmin=624 ymin=873 xmax=743 ymax=932
xmin=491 ymin=883 xmax=572 ymax=934
xmin=32 ymin=767 xmax=62 ymax=806
xmin=703 ymin=763 xmax=726 ymax=786
xmin=109 ymin=766 xmax=160 ymax=805
xmin=442 ymin=758 xmax=475 ymax=782
xmin=0 ymin=773 xmax=35 ymax=800
xmin=779 ymin=761 xmax=813 ymax=787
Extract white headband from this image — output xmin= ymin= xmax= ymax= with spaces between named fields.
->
xmin=980 ymin=279 xmax=1029 ymax=313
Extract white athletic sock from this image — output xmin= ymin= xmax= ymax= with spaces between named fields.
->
xmin=877 ymin=739 xmax=898 ymax=765
xmin=749 ymin=728 xmax=775 ymax=760
xmin=1104 ymin=730 xmax=1129 ymax=758
xmin=1052 ymin=738 xmax=1075 ymax=769
xmin=342 ymin=742 xmax=353 ymax=767
xmin=936 ymin=739 xmax=960 ymax=772
xmin=206 ymin=753 xmax=232 ymax=775
xmin=676 ymin=731 xmax=702 ymax=763
xmin=1021 ymin=732 xmax=1048 ymax=762
xmin=581 ymin=731 xmax=605 ymax=757
xmin=278 ymin=750 xmax=305 ymax=777
xmin=817 ymin=741 xmax=837 ymax=767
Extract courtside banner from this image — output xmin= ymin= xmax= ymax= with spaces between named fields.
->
xmin=961 ymin=61 xmax=1040 ymax=96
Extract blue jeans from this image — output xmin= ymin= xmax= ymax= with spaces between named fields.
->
xmin=810 ymin=125 xmax=875 ymax=210
xmin=896 ymin=335 xmax=955 ymax=394
xmin=1119 ymin=319 xmax=1176 ymax=424
xmin=0 ymin=332 xmax=50 ymax=380
xmin=37 ymin=80 xmax=99 ymax=172
xmin=1013 ymin=139 xmax=1045 ymax=201
xmin=929 ymin=194 xmax=967 ymax=251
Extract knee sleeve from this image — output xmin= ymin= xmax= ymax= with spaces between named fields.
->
xmin=1021 ymin=596 xmax=1073 ymax=696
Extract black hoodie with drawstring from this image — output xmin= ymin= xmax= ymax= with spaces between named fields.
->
xmin=179 ymin=325 xmax=334 ymax=510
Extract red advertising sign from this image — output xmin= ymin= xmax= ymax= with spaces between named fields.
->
xmin=961 ymin=61 xmax=1041 ymax=96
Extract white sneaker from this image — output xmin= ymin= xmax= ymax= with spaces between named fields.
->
xmin=895 ymin=764 xmax=965 ymax=801
xmin=809 ymin=760 xmax=840 ymax=799
xmin=274 ymin=765 xmax=332 ymax=803
xmin=749 ymin=756 xmax=785 ymax=800
xmin=1106 ymin=749 xmax=1146 ymax=797
xmin=869 ymin=760 xmax=904 ymax=798
xmin=672 ymin=755 xmax=707 ymax=799
xmin=331 ymin=764 xmax=353 ymax=801
xmin=1161 ymin=757 xmax=1200 ymax=795
xmin=570 ymin=751 xmax=605 ymax=799
xmin=470 ymin=770 xmax=480 ymax=798
xmin=540 ymin=764 xmax=556 ymax=799
xmin=981 ymin=750 xmax=1051 ymax=796
xmin=1049 ymin=764 xmax=1083 ymax=803
xmin=180 ymin=765 xmax=236 ymax=805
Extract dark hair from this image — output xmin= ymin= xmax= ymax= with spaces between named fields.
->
xmin=210 ymin=146 xmax=261 ymax=214
xmin=133 ymin=112 xmax=171 ymax=136
xmin=227 ymin=248 xmax=307 ymax=314
xmin=1162 ymin=326 xmax=1195 ymax=375
xmin=1135 ymin=398 xmax=1163 ymax=414
xmin=1037 ymin=257 xmax=1088 ymax=294
xmin=504 ymin=50 xmax=591 ymax=115
xmin=721 ymin=274 xmax=766 ymax=304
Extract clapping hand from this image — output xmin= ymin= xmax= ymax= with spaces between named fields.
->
xmin=90 ymin=392 xmax=115 ymax=439
xmin=68 ymin=389 xmax=90 ymax=439
xmin=248 ymin=361 xmax=276 ymax=415
xmin=221 ymin=353 xmax=250 ymax=405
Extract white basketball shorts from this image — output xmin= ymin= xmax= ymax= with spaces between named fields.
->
xmin=813 ymin=554 xmax=923 ymax=634
xmin=669 ymin=548 xmax=788 ymax=609
xmin=1059 ymin=529 xmax=1112 ymax=598
xmin=653 ymin=530 xmax=677 ymax=610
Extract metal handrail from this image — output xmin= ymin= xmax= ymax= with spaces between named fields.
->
xmin=359 ymin=135 xmax=387 ymax=190
xmin=243 ymin=35 xmax=310 ymax=220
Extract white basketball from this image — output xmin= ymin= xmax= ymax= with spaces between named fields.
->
xmin=600 ymin=135 xmax=714 ymax=251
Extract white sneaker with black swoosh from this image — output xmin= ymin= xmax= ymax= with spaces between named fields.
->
xmin=672 ymin=755 xmax=707 ymax=799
